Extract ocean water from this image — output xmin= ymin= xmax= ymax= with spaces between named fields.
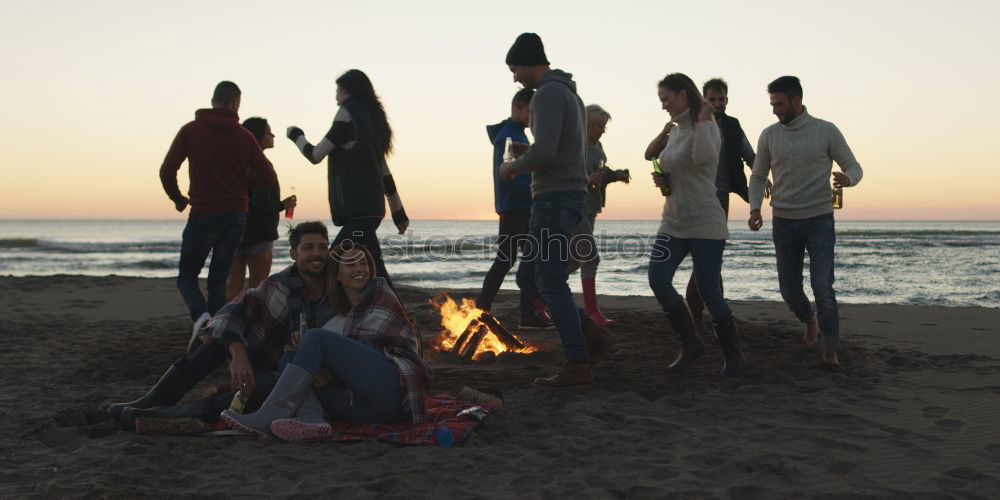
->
xmin=1 ymin=219 xmax=998 ymax=308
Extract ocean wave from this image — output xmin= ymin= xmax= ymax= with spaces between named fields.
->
xmin=0 ymin=239 xmax=180 ymax=254
xmin=0 ymin=238 xmax=40 ymax=248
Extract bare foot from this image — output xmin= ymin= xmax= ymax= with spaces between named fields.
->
xmin=822 ymin=352 xmax=840 ymax=369
xmin=803 ymin=314 xmax=819 ymax=350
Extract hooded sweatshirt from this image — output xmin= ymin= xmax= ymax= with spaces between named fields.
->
xmin=486 ymin=118 xmax=532 ymax=213
xmin=508 ymin=70 xmax=588 ymax=197
xmin=160 ymin=108 xmax=276 ymax=215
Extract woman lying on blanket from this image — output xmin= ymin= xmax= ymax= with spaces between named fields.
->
xmin=222 ymin=241 xmax=432 ymax=441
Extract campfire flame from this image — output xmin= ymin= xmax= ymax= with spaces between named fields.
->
xmin=430 ymin=294 xmax=537 ymax=360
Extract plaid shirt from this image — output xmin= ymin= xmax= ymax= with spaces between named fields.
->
xmin=343 ymin=278 xmax=433 ymax=425
xmin=209 ymin=265 xmax=333 ymax=370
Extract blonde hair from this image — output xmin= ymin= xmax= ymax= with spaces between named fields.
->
xmin=586 ymin=104 xmax=611 ymax=123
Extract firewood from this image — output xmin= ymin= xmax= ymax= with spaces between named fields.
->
xmin=479 ymin=312 xmax=526 ymax=349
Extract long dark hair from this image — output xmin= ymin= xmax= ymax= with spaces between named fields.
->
xmin=326 ymin=240 xmax=377 ymax=315
xmin=336 ymin=69 xmax=393 ymax=158
xmin=241 ymin=116 xmax=269 ymax=143
xmin=658 ymin=73 xmax=703 ymax=121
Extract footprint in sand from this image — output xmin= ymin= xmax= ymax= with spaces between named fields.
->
xmin=934 ymin=419 xmax=966 ymax=431
xmin=826 ymin=461 xmax=857 ymax=474
xmin=922 ymin=406 xmax=949 ymax=419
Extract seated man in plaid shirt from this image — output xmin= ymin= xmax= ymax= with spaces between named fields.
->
xmin=106 ymin=222 xmax=334 ymax=426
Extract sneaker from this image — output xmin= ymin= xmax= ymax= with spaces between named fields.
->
xmin=519 ymin=316 xmax=554 ymax=330
xmin=188 ymin=312 xmax=212 ymax=354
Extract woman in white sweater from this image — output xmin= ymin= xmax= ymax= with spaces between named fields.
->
xmin=646 ymin=73 xmax=745 ymax=378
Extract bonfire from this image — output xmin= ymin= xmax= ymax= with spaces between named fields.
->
xmin=430 ymin=294 xmax=537 ymax=360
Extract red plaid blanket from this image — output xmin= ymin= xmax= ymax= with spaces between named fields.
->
xmin=322 ymin=393 xmax=494 ymax=446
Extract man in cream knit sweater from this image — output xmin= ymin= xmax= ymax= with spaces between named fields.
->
xmin=747 ymin=76 xmax=863 ymax=368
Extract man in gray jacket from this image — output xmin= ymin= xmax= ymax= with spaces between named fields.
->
xmin=499 ymin=33 xmax=614 ymax=387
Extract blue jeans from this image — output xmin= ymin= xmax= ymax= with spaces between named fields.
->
xmin=648 ymin=234 xmax=732 ymax=322
xmin=515 ymin=191 xmax=590 ymax=362
xmin=177 ymin=213 xmax=246 ymax=320
xmin=333 ymin=217 xmax=393 ymax=290
xmin=772 ymin=213 xmax=840 ymax=353
xmin=290 ymin=329 xmax=407 ymax=423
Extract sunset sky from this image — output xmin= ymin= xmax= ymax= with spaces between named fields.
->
xmin=1 ymin=0 xmax=997 ymax=221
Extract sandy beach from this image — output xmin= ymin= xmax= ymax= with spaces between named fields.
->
xmin=2 ymin=275 xmax=999 ymax=498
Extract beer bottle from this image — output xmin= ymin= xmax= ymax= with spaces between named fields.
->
xmin=832 ymin=187 xmax=843 ymax=209
xmin=651 ymin=159 xmax=671 ymax=197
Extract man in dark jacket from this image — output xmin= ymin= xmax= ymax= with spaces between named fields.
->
xmin=476 ymin=89 xmax=549 ymax=328
xmin=499 ymin=33 xmax=615 ymax=387
xmin=159 ymin=81 xmax=277 ymax=341
xmin=684 ymin=78 xmax=768 ymax=328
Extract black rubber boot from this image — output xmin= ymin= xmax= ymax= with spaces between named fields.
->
xmin=715 ymin=316 xmax=746 ymax=378
xmin=106 ymin=360 xmax=202 ymax=421
xmin=119 ymin=393 xmax=230 ymax=432
xmin=666 ymin=301 xmax=704 ymax=373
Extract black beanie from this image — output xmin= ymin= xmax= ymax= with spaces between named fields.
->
xmin=505 ymin=33 xmax=549 ymax=66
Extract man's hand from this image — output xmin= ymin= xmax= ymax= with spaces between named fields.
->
xmin=509 ymin=142 xmax=529 ymax=158
xmin=748 ymin=209 xmax=763 ymax=232
xmin=286 ymin=126 xmax=304 ymax=142
xmin=765 ymin=179 xmax=773 ymax=199
xmin=282 ymin=195 xmax=298 ymax=210
xmin=499 ymin=162 xmax=517 ymax=181
xmin=588 ymin=171 xmax=603 ymax=186
xmin=174 ymin=196 xmax=189 ymax=213
xmin=228 ymin=343 xmax=255 ymax=395
xmin=832 ymin=172 xmax=852 ymax=189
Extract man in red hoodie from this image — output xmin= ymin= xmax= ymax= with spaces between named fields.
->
xmin=160 ymin=81 xmax=277 ymax=343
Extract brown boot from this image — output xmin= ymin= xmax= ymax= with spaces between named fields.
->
xmin=533 ymin=361 xmax=593 ymax=387
xmin=583 ymin=322 xmax=616 ymax=367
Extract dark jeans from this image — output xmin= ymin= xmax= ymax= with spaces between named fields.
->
xmin=648 ymin=233 xmax=732 ymax=322
xmin=333 ymin=217 xmax=393 ymax=289
xmin=515 ymin=191 xmax=590 ymax=362
xmin=685 ymin=193 xmax=730 ymax=319
xmin=174 ymin=342 xmax=281 ymax=417
xmin=177 ymin=213 xmax=247 ymax=321
xmin=292 ymin=329 xmax=407 ymax=423
xmin=772 ymin=213 xmax=840 ymax=353
xmin=477 ymin=208 xmax=533 ymax=320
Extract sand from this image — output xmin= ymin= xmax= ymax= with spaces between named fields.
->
xmin=1 ymin=275 xmax=999 ymax=498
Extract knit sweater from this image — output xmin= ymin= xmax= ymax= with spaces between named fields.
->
xmin=656 ymin=110 xmax=728 ymax=240
xmin=749 ymin=110 xmax=863 ymax=219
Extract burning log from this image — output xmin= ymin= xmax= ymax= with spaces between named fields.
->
xmin=433 ymin=294 xmax=538 ymax=360
xmin=451 ymin=323 xmax=477 ymax=355
xmin=479 ymin=312 xmax=525 ymax=350
xmin=460 ymin=326 xmax=488 ymax=359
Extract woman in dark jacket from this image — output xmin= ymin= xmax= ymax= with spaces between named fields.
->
xmin=226 ymin=117 xmax=297 ymax=300
xmin=286 ymin=69 xmax=408 ymax=289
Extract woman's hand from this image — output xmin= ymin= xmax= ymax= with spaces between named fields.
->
xmin=651 ymin=172 xmax=668 ymax=188
xmin=313 ymin=369 xmax=334 ymax=388
xmin=696 ymin=99 xmax=715 ymax=122
xmin=282 ymin=195 xmax=297 ymax=209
